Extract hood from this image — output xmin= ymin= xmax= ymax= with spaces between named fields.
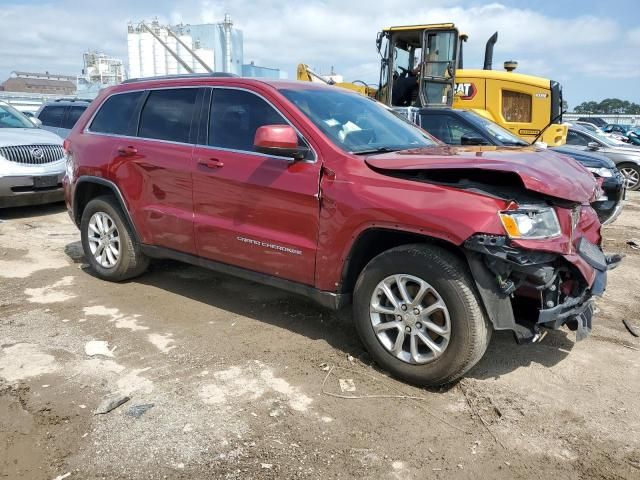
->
xmin=551 ymin=146 xmax=616 ymax=169
xmin=364 ymin=145 xmax=597 ymax=203
xmin=0 ymin=128 xmax=63 ymax=147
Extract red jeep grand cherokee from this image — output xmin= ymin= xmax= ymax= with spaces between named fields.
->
xmin=63 ymin=76 xmax=619 ymax=386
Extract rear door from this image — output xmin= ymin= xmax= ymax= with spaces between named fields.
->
xmin=191 ymin=86 xmax=321 ymax=285
xmin=117 ymin=87 xmax=200 ymax=255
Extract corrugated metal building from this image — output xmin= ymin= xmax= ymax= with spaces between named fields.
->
xmin=0 ymin=71 xmax=76 ymax=95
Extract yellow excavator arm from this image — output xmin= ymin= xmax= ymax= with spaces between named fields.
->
xmin=296 ymin=63 xmax=377 ymax=97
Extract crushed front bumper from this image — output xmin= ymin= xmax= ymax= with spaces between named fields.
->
xmin=464 ymin=234 xmax=621 ymax=343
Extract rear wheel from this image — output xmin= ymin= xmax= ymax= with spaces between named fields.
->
xmin=80 ymin=195 xmax=149 ymax=281
xmin=353 ymin=244 xmax=491 ymax=386
xmin=619 ymin=163 xmax=640 ymax=191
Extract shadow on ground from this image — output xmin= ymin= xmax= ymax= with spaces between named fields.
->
xmin=64 ymin=247 xmax=577 ymax=383
xmin=468 ymin=329 xmax=574 ymax=381
xmin=0 ymin=202 xmax=66 ymax=220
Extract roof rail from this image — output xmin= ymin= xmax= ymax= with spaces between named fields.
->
xmin=53 ymin=97 xmax=92 ymax=103
xmin=122 ymin=73 xmax=239 ymax=84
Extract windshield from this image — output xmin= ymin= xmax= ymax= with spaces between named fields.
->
xmin=280 ymin=88 xmax=436 ymax=154
xmin=590 ymin=129 xmax=628 ymax=146
xmin=0 ymin=103 xmax=35 ymax=129
xmin=460 ymin=110 xmax=529 ymax=146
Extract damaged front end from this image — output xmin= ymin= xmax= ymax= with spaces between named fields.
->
xmin=464 ymin=232 xmax=622 ymax=343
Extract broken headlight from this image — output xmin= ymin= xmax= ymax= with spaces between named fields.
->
xmin=585 ymin=167 xmax=613 ymax=178
xmin=499 ymin=206 xmax=561 ymax=240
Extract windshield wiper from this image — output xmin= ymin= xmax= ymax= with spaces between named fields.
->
xmin=352 ymin=147 xmax=402 ymax=155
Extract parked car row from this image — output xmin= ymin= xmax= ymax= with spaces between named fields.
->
xmin=565 ymin=124 xmax=640 ymax=191
xmin=59 ymin=76 xmax=619 ymax=386
xmin=577 ymin=116 xmax=640 ymax=148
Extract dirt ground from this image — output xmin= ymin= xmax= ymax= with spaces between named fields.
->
xmin=1 ymin=193 xmax=639 ymax=480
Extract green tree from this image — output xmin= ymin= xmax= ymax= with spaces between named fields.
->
xmin=573 ymin=98 xmax=640 ymax=114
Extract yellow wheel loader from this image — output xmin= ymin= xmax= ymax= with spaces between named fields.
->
xmin=297 ymin=23 xmax=567 ymax=146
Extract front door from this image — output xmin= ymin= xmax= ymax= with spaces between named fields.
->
xmin=192 ymin=87 xmax=321 ymax=285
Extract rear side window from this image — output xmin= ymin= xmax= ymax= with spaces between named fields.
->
xmin=90 ymin=91 xmax=144 ymax=135
xmin=63 ymin=106 xmax=87 ymax=129
xmin=209 ymin=89 xmax=287 ymax=152
xmin=38 ymin=106 xmax=66 ymax=127
xmin=138 ymin=88 xmax=198 ymax=143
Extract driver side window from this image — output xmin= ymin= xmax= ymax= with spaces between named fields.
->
xmin=566 ymin=130 xmax=589 ymax=146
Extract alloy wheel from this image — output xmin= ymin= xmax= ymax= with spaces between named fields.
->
xmin=370 ymin=274 xmax=451 ymax=364
xmin=87 ymin=212 xmax=120 ymax=268
xmin=620 ymin=167 xmax=640 ymax=190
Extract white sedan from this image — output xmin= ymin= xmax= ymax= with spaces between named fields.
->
xmin=0 ymin=101 xmax=65 ymax=208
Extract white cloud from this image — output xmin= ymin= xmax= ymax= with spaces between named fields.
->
xmin=628 ymin=28 xmax=640 ymax=46
xmin=0 ymin=0 xmax=638 ymax=105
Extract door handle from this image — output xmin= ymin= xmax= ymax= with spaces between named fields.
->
xmin=117 ymin=145 xmax=138 ymax=157
xmin=198 ymin=158 xmax=224 ymax=169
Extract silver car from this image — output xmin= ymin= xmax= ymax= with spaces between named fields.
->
xmin=0 ymin=101 xmax=65 ymax=208
xmin=563 ymin=124 xmax=640 ymax=191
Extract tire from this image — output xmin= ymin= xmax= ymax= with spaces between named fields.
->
xmin=353 ymin=244 xmax=491 ymax=386
xmin=619 ymin=163 xmax=640 ymax=191
xmin=80 ymin=195 xmax=149 ymax=281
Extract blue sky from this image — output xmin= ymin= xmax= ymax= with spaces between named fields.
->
xmin=0 ymin=0 xmax=638 ymax=108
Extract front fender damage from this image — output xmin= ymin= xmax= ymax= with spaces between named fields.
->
xmin=463 ymin=234 xmax=622 ymax=343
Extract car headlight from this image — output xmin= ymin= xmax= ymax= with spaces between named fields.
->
xmin=499 ymin=206 xmax=561 ymax=239
xmin=586 ymin=167 xmax=613 ymax=178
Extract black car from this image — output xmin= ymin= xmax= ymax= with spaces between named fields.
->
xmin=577 ymin=117 xmax=608 ymax=128
xmin=412 ymin=108 xmax=625 ymax=224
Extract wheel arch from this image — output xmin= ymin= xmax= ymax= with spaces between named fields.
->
xmin=338 ymin=227 xmax=467 ymax=295
xmin=73 ymin=176 xmax=140 ymax=242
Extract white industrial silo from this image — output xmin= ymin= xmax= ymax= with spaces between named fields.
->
xmin=178 ymin=34 xmax=196 ymax=74
xmin=139 ymin=31 xmax=155 ymax=77
xmin=127 ymin=27 xmax=142 ymax=79
xmin=165 ymin=34 xmax=179 ymax=75
xmin=194 ymin=47 xmax=214 ymax=73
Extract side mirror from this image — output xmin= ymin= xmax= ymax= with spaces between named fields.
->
xmin=587 ymin=141 xmax=600 ymax=150
xmin=30 ymin=117 xmax=42 ymax=127
xmin=254 ymin=125 xmax=309 ymax=161
xmin=460 ymin=135 xmax=489 ymax=146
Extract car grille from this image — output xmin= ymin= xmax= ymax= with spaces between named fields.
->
xmin=0 ymin=144 xmax=64 ymax=165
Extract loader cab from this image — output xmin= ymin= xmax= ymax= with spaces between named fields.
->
xmin=377 ymin=24 xmax=459 ymax=108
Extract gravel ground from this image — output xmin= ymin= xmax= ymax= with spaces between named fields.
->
xmin=1 ymin=193 xmax=639 ymax=480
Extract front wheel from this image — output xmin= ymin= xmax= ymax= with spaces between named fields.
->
xmin=619 ymin=163 xmax=640 ymax=191
xmin=353 ymin=244 xmax=491 ymax=386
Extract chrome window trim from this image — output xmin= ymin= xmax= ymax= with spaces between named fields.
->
xmin=83 ymin=84 xmax=318 ymax=164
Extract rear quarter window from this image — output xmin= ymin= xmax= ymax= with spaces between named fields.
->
xmin=90 ymin=91 xmax=145 ymax=135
